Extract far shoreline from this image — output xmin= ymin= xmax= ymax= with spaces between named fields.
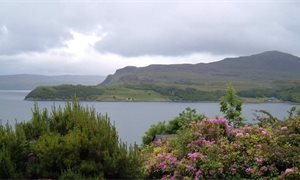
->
xmin=23 ymin=98 xmax=300 ymax=105
xmin=1 ymin=89 xmax=297 ymax=105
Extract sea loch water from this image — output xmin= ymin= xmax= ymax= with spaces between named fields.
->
xmin=0 ymin=90 xmax=298 ymax=145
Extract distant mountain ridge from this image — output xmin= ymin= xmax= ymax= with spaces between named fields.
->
xmin=25 ymin=51 xmax=300 ymax=102
xmin=0 ymin=74 xmax=105 ymax=90
xmin=101 ymin=51 xmax=300 ymax=90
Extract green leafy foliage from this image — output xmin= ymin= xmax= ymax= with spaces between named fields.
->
xmin=142 ymin=108 xmax=206 ymax=145
xmin=0 ymin=100 xmax=143 ymax=179
xmin=143 ymin=121 xmax=168 ymax=146
xmin=220 ymin=86 xmax=244 ymax=127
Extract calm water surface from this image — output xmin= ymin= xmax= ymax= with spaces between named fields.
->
xmin=0 ymin=90 xmax=299 ymax=145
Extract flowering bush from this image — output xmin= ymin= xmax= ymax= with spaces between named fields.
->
xmin=143 ymin=114 xmax=300 ymax=179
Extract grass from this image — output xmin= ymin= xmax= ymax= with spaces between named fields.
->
xmin=95 ymin=87 xmax=170 ymax=101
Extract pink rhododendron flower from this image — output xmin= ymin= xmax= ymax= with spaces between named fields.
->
xmin=188 ymin=152 xmax=198 ymax=159
xmin=186 ymin=164 xmax=197 ymax=172
xmin=202 ymin=139 xmax=215 ymax=145
xmin=256 ymin=156 xmax=264 ymax=164
xmin=188 ymin=152 xmax=206 ymax=160
xmin=170 ymin=175 xmax=176 ymax=180
xmin=208 ymin=127 xmax=215 ymax=133
xmin=194 ymin=132 xmax=202 ymax=137
xmin=156 ymin=162 xmax=167 ymax=170
xmin=236 ymin=132 xmax=243 ymax=137
xmin=207 ymin=118 xmax=227 ymax=124
xmin=230 ymin=167 xmax=237 ymax=175
xmin=205 ymin=118 xmax=235 ymax=135
xmin=195 ymin=169 xmax=202 ymax=178
xmin=285 ymin=168 xmax=294 ymax=174
xmin=261 ymin=130 xmax=267 ymax=135
xmin=246 ymin=167 xmax=253 ymax=175
xmin=154 ymin=152 xmax=178 ymax=172
xmin=256 ymin=144 xmax=262 ymax=148
xmin=281 ymin=126 xmax=288 ymax=131
xmin=260 ymin=166 xmax=268 ymax=172
xmin=218 ymin=167 xmax=224 ymax=173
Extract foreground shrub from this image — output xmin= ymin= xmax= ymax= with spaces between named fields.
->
xmin=143 ymin=108 xmax=206 ymax=145
xmin=143 ymin=114 xmax=300 ymax=179
xmin=0 ymin=100 xmax=143 ymax=179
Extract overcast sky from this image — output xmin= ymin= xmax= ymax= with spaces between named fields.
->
xmin=1 ymin=0 xmax=300 ymax=76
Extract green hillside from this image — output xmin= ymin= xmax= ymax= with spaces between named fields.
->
xmin=25 ymin=85 xmax=104 ymax=101
xmin=25 ymin=51 xmax=300 ymax=102
xmin=101 ymin=51 xmax=300 ymax=90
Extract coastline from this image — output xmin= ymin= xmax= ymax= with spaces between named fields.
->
xmin=23 ymin=97 xmax=300 ymax=105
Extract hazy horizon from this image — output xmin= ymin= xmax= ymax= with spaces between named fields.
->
xmin=0 ymin=50 xmax=296 ymax=77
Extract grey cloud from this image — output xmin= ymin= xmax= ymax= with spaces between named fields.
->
xmin=1 ymin=1 xmax=300 ymax=57
xmin=95 ymin=2 xmax=300 ymax=56
xmin=0 ymin=2 xmax=107 ymax=55
xmin=0 ymin=3 xmax=72 ymax=55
